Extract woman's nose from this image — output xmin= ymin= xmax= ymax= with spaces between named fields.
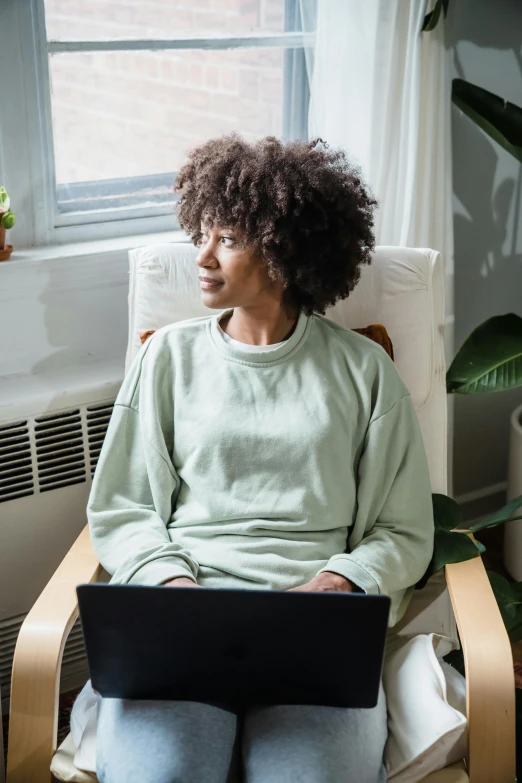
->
xmin=196 ymin=242 xmax=217 ymax=266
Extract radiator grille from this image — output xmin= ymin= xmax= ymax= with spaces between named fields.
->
xmin=0 ymin=420 xmax=34 ymax=503
xmin=0 ymin=402 xmax=114 ymax=503
xmin=0 ymin=614 xmax=88 ymax=707
xmin=0 ymin=614 xmax=24 ymax=698
xmin=35 ymin=409 xmax=86 ymax=493
xmin=87 ymin=403 xmax=115 ymax=478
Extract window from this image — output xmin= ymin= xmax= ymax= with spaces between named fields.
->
xmin=2 ymin=0 xmax=315 ymax=245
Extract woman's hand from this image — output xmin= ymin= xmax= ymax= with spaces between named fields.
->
xmin=162 ymin=577 xmax=200 ymax=588
xmin=287 ymin=571 xmax=356 ymax=593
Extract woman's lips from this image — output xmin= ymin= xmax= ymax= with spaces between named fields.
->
xmin=200 ymin=280 xmax=224 ymax=290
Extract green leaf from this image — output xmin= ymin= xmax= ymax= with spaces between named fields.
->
xmin=431 ymin=530 xmax=482 ymax=573
xmin=509 ymin=581 xmax=522 ymax=602
xmin=488 ymin=572 xmax=517 ymax=625
xmin=416 ymin=494 xmax=482 ymax=589
xmin=452 ymin=78 xmax=522 ymax=165
xmin=487 ymin=571 xmax=522 ymax=640
xmin=421 ymin=0 xmax=449 ymax=32
xmin=470 ymin=495 xmax=522 ymax=532
xmin=489 ymin=571 xmax=516 ymax=601
xmin=432 ymin=492 xmax=463 ymax=531
xmin=446 ymin=313 xmax=522 ymax=394
xmin=0 ymin=211 xmax=15 ymax=230
xmin=0 ymin=187 xmax=10 ymax=212
xmin=506 ymin=609 xmax=522 ymax=643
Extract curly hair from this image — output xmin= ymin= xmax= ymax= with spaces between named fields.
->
xmin=174 ymin=133 xmax=378 ymax=317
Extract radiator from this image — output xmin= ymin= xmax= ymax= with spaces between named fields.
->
xmin=0 ymin=614 xmax=88 ymax=713
xmin=0 ymin=387 xmax=120 ymax=709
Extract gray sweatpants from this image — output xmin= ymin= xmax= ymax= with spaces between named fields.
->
xmin=96 ymin=683 xmax=388 ymax=783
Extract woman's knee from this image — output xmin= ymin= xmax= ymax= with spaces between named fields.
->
xmin=96 ymin=698 xmax=238 ymax=783
xmin=242 ymin=688 xmax=387 ymax=783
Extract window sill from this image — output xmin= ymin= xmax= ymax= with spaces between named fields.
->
xmin=1 ymin=229 xmax=188 ymax=267
xmin=0 ymin=357 xmax=124 ymax=422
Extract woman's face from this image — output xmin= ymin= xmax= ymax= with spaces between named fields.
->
xmin=195 ymin=221 xmax=283 ymax=309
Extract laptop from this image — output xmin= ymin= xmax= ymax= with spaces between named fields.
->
xmin=77 ymin=584 xmax=390 ymax=709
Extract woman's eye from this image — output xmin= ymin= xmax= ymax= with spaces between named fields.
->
xmin=221 ymin=236 xmax=234 ymax=246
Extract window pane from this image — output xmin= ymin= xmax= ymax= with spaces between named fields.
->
xmin=50 ymin=48 xmax=284 ymax=214
xmin=44 ymin=0 xmax=287 ymax=41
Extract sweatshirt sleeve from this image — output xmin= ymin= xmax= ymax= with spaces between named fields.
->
xmin=86 ymin=342 xmax=199 ymax=586
xmin=318 ymin=394 xmax=434 ymax=621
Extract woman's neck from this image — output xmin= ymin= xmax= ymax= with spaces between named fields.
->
xmin=219 ymin=306 xmax=299 ymax=346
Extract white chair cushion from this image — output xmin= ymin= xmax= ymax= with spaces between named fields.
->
xmin=393 ymin=571 xmax=457 ymax=643
xmin=384 ymin=634 xmax=467 ymax=782
xmin=51 ymin=732 xmax=96 ymax=782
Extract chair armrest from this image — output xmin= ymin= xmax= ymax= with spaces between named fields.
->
xmin=6 ymin=525 xmax=102 ymax=783
xmin=445 ymin=554 xmax=516 ymax=783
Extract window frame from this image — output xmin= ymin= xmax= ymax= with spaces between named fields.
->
xmin=3 ymin=0 xmax=314 ymax=247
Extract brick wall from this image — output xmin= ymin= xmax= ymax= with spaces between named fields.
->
xmin=45 ymin=0 xmax=286 ymax=186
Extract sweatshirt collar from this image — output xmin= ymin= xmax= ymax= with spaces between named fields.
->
xmin=208 ymin=307 xmax=311 ymax=365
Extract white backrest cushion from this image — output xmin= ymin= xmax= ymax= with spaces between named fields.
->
xmin=126 ymin=242 xmax=456 ymax=643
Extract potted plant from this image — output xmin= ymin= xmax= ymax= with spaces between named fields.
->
xmin=419 ymin=491 xmax=522 ymax=778
xmin=422 ymin=2 xmax=522 ymax=581
xmin=0 ymin=186 xmax=16 ymax=262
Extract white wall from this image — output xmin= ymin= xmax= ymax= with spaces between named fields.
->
xmin=0 ymin=251 xmax=128 ymax=380
xmin=448 ymin=0 xmax=522 ymax=506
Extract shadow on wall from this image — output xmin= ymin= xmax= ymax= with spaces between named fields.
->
xmin=29 ymin=253 xmax=129 ymax=378
xmin=453 ymin=105 xmax=522 ymax=322
xmin=449 ymin=0 xmax=522 ymax=60
xmin=447 ymin=0 xmax=522 ymax=499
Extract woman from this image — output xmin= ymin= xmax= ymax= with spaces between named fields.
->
xmin=87 ymin=134 xmax=434 ymax=783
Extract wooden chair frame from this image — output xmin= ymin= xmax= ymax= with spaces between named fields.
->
xmin=5 ymin=524 xmax=517 ymax=783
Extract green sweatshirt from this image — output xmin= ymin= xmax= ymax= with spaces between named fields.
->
xmin=87 ymin=307 xmax=434 ymax=627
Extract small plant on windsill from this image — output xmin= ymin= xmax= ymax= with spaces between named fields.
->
xmin=0 ymin=186 xmax=16 ymax=262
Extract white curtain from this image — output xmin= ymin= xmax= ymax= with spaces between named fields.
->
xmin=301 ymin=0 xmax=454 ymax=492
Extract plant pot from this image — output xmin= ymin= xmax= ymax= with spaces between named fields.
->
xmin=504 ymin=402 xmax=522 ymax=580
xmin=0 ymin=244 xmax=13 ymax=262
xmin=0 ymin=224 xmax=13 ymax=261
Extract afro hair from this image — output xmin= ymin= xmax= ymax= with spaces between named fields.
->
xmin=174 ymin=133 xmax=378 ymax=316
